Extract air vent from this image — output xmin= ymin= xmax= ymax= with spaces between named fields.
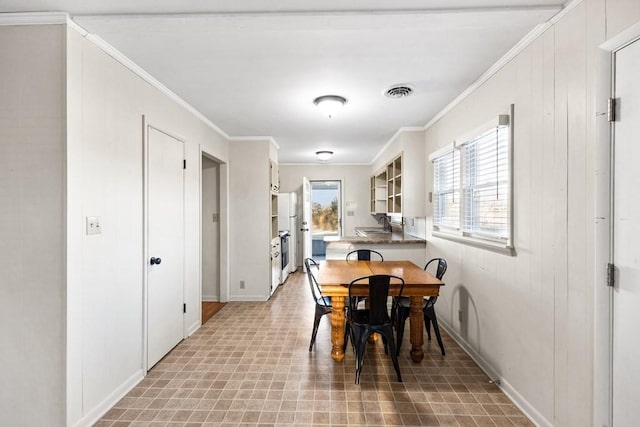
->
xmin=385 ymin=85 xmax=413 ymax=98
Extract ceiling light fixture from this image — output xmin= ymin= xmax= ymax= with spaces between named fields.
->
xmin=313 ymin=95 xmax=347 ymax=118
xmin=315 ymin=150 xmax=334 ymax=161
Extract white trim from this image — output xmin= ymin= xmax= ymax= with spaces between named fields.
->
xmin=72 ymin=369 xmax=144 ymax=427
xmin=439 ymin=321 xmax=553 ymax=427
xmin=593 ymin=21 xmax=640 ymax=427
xmin=427 ymin=142 xmax=454 ymax=161
xmin=229 ymin=135 xmax=280 ymax=149
xmin=0 ymin=11 xmax=68 ymax=25
xmin=279 ymin=162 xmax=371 ymax=166
xmin=202 ymin=294 xmax=220 ymax=302
xmin=80 ymin=30 xmax=232 ymax=140
xmin=186 ymin=320 xmax=200 ymax=337
xmin=423 ymin=0 xmax=582 ymax=132
xmin=370 ymin=126 xmax=425 ymax=164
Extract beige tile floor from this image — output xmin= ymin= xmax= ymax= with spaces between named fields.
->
xmin=96 ymin=271 xmax=532 ymax=427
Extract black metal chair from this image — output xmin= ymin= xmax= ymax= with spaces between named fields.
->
xmin=305 ymin=258 xmax=333 ymax=352
xmin=343 ymin=274 xmax=404 ymax=384
xmin=393 ymin=258 xmax=447 ymax=356
xmin=346 ymin=249 xmax=384 ymax=262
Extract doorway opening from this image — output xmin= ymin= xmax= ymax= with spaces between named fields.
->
xmin=310 ymin=180 xmax=342 ymax=260
xmin=201 ymin=154 xmax=222 ymax=324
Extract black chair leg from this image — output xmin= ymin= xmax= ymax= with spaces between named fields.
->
xmin=426 ymin=306 xmax=445 ymax=356
xmin=354 ymin=330 xmax=368 ymax=384
xmin=385 ymin=328 xmax=402 ymax=382
xmin=309 ymin=308 xmax=323 ymax=351
xmin=395 ymin=307 xmax=408 ymax=356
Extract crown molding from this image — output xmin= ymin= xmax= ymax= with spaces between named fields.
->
xmin=370 ymin=126 xmax=425 ymax=165
xmin=423 ymin=0 xmax=582 ymax=132
xmin=0 ymin=11 xmax=69 ymax=25
xmin=228 ymin=136 xmax=280 ymax=150
xmin=279 ymin=162 xmax=370 ymax=166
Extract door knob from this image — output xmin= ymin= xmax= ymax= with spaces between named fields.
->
xmin=150 ymin=257 xmax=162 ymax=265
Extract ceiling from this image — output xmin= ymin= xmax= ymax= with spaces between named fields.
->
xmin=1 ymin=1 xmax=568 ymax=163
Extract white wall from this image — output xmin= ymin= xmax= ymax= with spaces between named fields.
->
xmin=279 ymin=164 xmax=377 ymax=266
xmin=0 ymin=24 xmax=66 ymax=426
xmin=202 ymin=157 xmax=220 ymax=301
xmin=228 ymin=139 xmax=272 ymax=301
xmin=422 ymin=2 xmax=640 ymax=426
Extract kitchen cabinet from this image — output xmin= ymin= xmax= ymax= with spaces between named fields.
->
xmin=387 ymin=155 xmax=402 ymax=214
xmin=270 ymin=160 xmax=279 ymax=193
xmin=370 ymin=154 xmax=402 ymax=215
xmin=370 ymin=170 xmax=388 ymax=214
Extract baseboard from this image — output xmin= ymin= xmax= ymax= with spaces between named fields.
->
xmin=202 ymin=294 xmax=219 ymax=302
xmin=439 ymin=321 xmax=552 ymax=427
xmin=186 ymin=320 xmax=200 ymax=337
xmin=73 ymin=369 xmax=144 ymax=427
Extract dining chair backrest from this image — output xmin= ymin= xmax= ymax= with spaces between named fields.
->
xmin=304 ymin=258 xmax=326 ymax=305
xmin=348 ymin=274 xmax=404 ymax=325
xmin=346 ymin=249 xmax=384 ymax=262
xmin=424 ymin=258 xmax=447 ymax=280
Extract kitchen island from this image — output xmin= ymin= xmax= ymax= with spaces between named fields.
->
xmin=324 ymin=227 xmax=426 ymax=266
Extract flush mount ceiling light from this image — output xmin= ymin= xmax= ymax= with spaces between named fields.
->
xmin=315 ymin=150 xmax=334 ymax=161
xmin=313 ymin=95 xmax=347 ymax=118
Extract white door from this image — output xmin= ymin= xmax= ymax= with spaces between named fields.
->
xmin=147 ymin=126 xmax=184 ymax=369
xmin=301 ymin=176 xmax=312 ymax=270
xmin=612 ymin=37 xmax=640 ymax=426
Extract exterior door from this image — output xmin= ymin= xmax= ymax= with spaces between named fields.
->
xmin=612 ymin=37 xmax=640 ymax=425
xmin=301 ymin=176 xmax=312 ymax=271
xmin=147 ymin=126 xmax=184 ymax=369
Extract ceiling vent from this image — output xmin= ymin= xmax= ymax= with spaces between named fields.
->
xmin=385 ymin=85 xmax=413 ymax=98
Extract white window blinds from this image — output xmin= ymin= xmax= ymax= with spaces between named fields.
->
xmin=430 ymin=110 xmax=512 ymax=251
xmin=460 ymin=125 xmax=509 ymax=240
xmin=432 ymin=149 xmax=460 ymax=230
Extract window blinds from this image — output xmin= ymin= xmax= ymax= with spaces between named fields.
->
xmin=460 ymin=125 xmax=509 ymax=240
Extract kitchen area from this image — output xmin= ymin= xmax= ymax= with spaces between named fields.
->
xmin=275 ymin=130 xmax=428 ymax=277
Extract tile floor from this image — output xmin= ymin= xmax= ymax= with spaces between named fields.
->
xmin=96 ymin=271 xmax=533 ymax=426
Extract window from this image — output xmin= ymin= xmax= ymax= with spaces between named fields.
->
xmin=430 ymin=110 xmax=513 ymax=254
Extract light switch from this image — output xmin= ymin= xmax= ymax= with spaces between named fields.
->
xmin=212 ymin=213 xmax=219 ymax=222
xmin=86 ymin=216 xmax=102 ymax=235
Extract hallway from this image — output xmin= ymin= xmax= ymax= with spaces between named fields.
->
xmin=97 ymin=272 xmax=531 ymax=426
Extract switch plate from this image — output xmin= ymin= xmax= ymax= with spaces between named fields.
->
xmin=212 ymin=213 xmax=219 ymax=222
xmin=86 ymin=216 xmax=102 ymax=235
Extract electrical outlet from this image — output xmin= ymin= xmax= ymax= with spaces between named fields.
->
xmin=86 ymin=216 xmax=102 ymax=235
xmin=240 ymin=280 xmax=245 ymax=289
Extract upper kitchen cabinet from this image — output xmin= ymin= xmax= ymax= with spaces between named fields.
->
xmin=370 ymin=129 xmax=426 ymax=219
xmin=370 ymin=169 xmax=387 ymax=214
xmin=387 ymin=155 xmax=402 ymax=214
xmin=270 ymin=160 xmax=279 ymax=194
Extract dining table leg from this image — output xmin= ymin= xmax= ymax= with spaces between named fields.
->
xmin=330 ymin=297 xmax=345 ymax=362
xmin=409 ymin=296 xmax=425 ymax=362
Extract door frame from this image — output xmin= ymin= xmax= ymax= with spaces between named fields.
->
xmin=309 ymin=179 xmax=344 ymax=237
xmin=593 ymin=22 xmax=640 ymax=427
xmin=199 ymin=147 xmax=229 ymax=305
xmin=142 ymin=116 xmax=187 ymax=372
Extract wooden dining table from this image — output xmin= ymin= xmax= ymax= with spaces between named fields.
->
xmin=317 ymin=259 xmax=444 ymax=363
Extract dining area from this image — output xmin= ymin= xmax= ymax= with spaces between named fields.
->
xmin=306 ymin=250 xmax=446 ymax=384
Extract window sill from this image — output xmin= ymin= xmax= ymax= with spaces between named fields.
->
xmin=432 ymin=231 xmax=516 ymax=256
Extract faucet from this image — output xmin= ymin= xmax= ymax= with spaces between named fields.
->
xmin=377 ymin=215 xmax=392 ymax=232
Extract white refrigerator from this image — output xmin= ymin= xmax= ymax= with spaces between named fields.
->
xmin=278 ymin=192 xmax=297 ymax=281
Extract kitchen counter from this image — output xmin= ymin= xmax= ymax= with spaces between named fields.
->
xmin=323 ymin=227 xmax=426 ymax=245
